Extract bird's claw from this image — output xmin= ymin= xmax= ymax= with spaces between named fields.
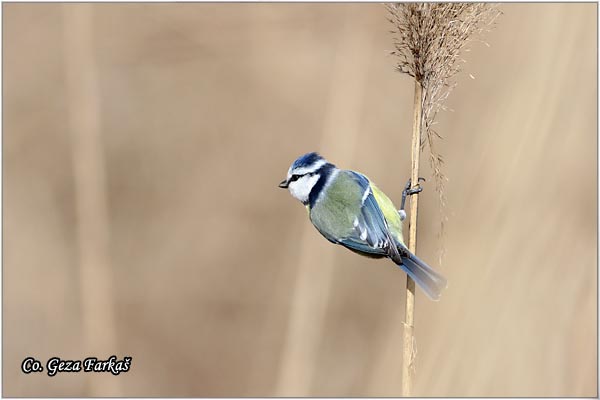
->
xmin=399 ymin=177 xmax=425 ymax=217
xmin=403 ymin=176 xmax=426 ymax=190
xmin=403 ymin=177 xmax=425 ymax=195
xmin=405 ymin=185 xmax=423 ymax=196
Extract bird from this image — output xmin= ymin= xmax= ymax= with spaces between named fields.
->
xmin=279 ymin=152 xmax=447 ymax=300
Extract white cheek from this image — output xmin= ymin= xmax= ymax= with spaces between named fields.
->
xmin=288 ymin=175 xmax=320 ymax=203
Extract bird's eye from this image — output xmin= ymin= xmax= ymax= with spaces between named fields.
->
xmin=290 ymin=174 xmax=302 ymax=182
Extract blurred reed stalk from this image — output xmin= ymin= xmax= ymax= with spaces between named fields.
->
xmin=386 ymin=3 xmax=500 ymax=396
xmin=275 ymin=7 xmax=375 ymax=396
xmin=63 ymin=4 xmax=120 ymax=396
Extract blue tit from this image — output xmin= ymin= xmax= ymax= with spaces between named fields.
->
xmin=279 ymin=152 xmax=447 ymax=300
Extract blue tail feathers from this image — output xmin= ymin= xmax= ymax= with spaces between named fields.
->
xmin=397 ymin=248 xmax=447 ymax=301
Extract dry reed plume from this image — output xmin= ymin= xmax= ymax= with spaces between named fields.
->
xmin=388 ymin=3 xmax=500 ymax=235
xmin=386 ymin=3 xmax=500 ymax=396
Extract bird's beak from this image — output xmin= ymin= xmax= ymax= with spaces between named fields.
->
xmin=278 ymin=179 xmax=289 ymax=189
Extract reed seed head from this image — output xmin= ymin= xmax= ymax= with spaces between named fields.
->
xmin=387 ymin=3 xmax=501 ymax=261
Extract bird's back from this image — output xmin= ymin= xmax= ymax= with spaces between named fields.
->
xmin=309 ymin=169 xmax=405 ymax=247
xmin=369 ymin=182 xmax=405 ymax=246
xmin=308 ymin=169 xmax=363 ymax=241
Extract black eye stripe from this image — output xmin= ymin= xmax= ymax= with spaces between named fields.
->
xmin=290 ymin=172 xmax=315 ymax=182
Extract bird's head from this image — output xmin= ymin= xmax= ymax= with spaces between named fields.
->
xmin=279 ymin=152 xmax=335 ymax=204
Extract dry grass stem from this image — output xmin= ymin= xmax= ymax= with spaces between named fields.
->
xmin=387 ymin=3 xmax=500 ymax=244
xmin=386 ymin=3 xmax=501 ymax=396
xmin=274 ymin=8 xmax=376 ymax=395
xmin=63 ymin=4 xmax=120 ymax=396
xmin=402 ymin=80 xmax=423 ymax=396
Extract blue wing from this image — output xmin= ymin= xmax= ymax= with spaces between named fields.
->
xmin=336 ymin=172 xmax=398 ymax=259
xmin=317 ymin=171 xmax=447 ymax=300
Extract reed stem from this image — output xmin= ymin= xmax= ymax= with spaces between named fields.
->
xmin=402 ymin=80 xmax=423 ymax=396
xmin=63 ymin=4 xmax=119 ymax=396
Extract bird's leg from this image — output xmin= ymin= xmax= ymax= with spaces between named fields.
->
xmin=399 ymin=177 xmax=425 ymax=221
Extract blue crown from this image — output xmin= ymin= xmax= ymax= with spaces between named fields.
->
xmin=292 ymin=152 xmax=324 ymax=170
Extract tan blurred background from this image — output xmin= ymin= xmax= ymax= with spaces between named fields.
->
xmin=3 ymin=3 xmax=597 ymax=397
